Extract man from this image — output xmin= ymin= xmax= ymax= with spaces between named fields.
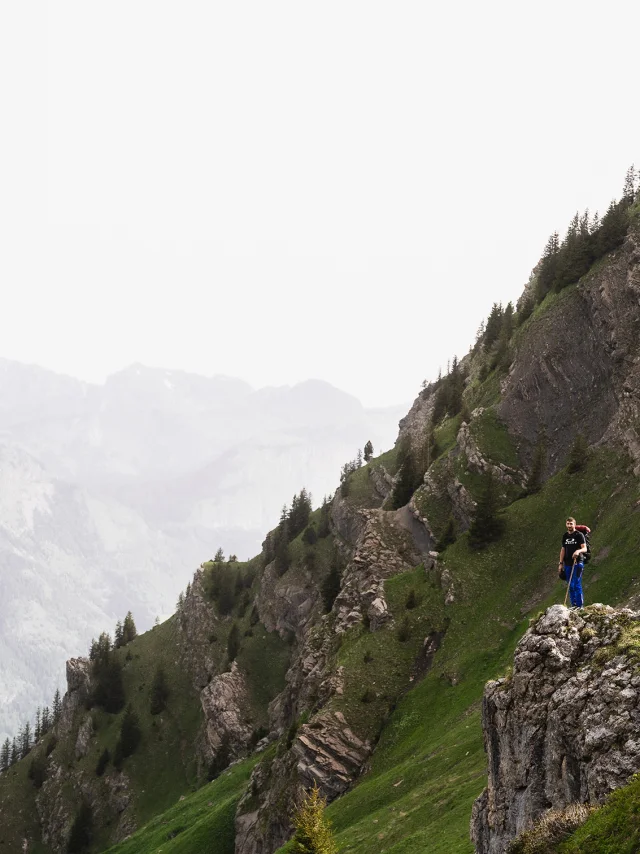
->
xmin=558 ymin=517 xmax=587 ymax=608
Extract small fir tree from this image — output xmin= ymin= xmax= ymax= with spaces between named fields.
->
xmin=116 ymin=705 xmax=141 ymax=760
xmin=66 ymin=802 xmax=92 ymax=854
xmin=149 ymin=666 xmax=170 ymax=715
xmin=52 ymin=689 xmax=62 ymax=723
xmin=468 ymin=471 xmax=506 ymax=549
xmin=122 ymin=612 xmax=137 ymax=645
xmin=1 ymin=738 xmax=10 ymax=771
xmin=291 ymin=784 xmax=338 ymax=854
xmin=227 ymin=622 xmax=241 ymax=662
xmin=437 ymin=515 xmax=457 ymax=551
xmin=567 ymin=434 xmax=589 ymax=473
xmin=363 ymin=440 xmax=374 ymax=462
xmin=527 ymin=432 xmax=547 ymax=494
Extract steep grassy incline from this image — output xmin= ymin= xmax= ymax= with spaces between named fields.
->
xmin=273 ymin=448 xmax=640 ymax=854
xmin=102 ymin=758 xmax=257 ymax=854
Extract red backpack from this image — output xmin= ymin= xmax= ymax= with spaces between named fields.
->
xmin=575 ymin=524 xmax=592 ymax=563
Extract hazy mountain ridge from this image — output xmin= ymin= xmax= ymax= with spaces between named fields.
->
xmin=0 ymin=361 xmax=404 ymax=740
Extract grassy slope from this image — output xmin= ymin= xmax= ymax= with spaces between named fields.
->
xmin=274 ymin=447 xmax=640 ymax=854
xmin=102 ymin=757 xmax=257 ymax=854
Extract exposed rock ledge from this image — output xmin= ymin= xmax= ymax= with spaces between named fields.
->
xmin=472 ymin=604 xmax=640 ymax=854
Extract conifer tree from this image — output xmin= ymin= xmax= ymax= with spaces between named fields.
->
xmin=116 ymin=705 xmax=141 ymax=761
xmin=527 ymin=431 xmax=547 ymax=494
xmin=468 ymin=471 xmax=505 ymax=549
xmin=317 ymin=497 xmax=331 ymax=539
xmin=122 ymin=612 xmax=137 ymax=645
xmin=67 ymin=802 xmax=92 ymax=853
xmin=35 ymin=707 xmax=42 ymax=742
xmin=149 ymin=666 xmax=170 ymax=715
xmin=41 ymin=706 xmax=51 ymax=734
xmin=1 ymin=738 xmax=10 ymax=771
xmin=567 ymin=434 xmax=589 ymax=473
xmin=214 ymin=547 xmax=225 ymax=563
xmin=53 ymin=689 xmax=62 ymax=723
xmin=114 ymin=621 xmax=124 ymax=649
xmin=10 ymin=738 xmax=18 ymax=766
xmin=227 ymin=622 xmax=241 ymax=662
xmin=391 ymin=438 xmax=420 ymax=509
xmin=484 ymin=303 xmax=504 ymax=350
xmin=437 ymin=515 xmax=457 ymax=551
xmin=363 ymin=440 xmax=373 ymax=462
xmin=291 ymin=784 xmax=338 ymax=854
xmin=20 ymin=722 xmax=31 ymax=759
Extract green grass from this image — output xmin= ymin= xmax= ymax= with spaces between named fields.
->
xmin=103 ymin=757 xmax=257 ymax=854
xmin=434 ymin=417 xmax=461 ymax=459
xmin=273 ymin=447 xmax=640 ymax=854
xmin=469 ymin=407 xmax=520 ymax=469
xmin=557 ymin=773 xmax=640 ymax=854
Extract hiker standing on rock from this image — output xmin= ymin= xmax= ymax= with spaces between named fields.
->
xmin=558 ymin=517 xmax=587 ymax=608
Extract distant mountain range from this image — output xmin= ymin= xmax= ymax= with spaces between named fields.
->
xmin=0 ymin=358 xmax=405 ymax=740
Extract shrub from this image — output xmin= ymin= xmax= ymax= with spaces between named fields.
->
xmin=95 ymin=748 xmax=110 ymax=777
xmin=397 ymin=616 xmax=411 ymax=642
xmin=508 ymin=804 xmax=593 ymax=854
xmin=149 ymin=666 xmax=170 ymax=715
xmin=405 ymin=589 xmax=418 ymax=610
xmin=291 ymin=783 xmax=338 ymax=854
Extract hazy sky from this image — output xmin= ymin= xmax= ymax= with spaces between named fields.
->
xmin=1 ymin=1 xmax=638 ymax=407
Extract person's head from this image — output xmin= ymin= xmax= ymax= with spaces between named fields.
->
xmin=566 ymin=517 xmax=576 ymax=533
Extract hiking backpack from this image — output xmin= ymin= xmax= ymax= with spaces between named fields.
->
xmin=575 ymin=524 xmax=591 ymax=563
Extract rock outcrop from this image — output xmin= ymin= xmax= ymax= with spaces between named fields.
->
xmin=472 ymin=604 xmax=640 ymax=854
xmin=201 ymin=662 xmax=253 ymax=760
xmin=56 ymin=658 xmax=91 ymax=738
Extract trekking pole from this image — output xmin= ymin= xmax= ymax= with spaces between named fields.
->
xmin=563 ymin=557 xmax=577 ymax=608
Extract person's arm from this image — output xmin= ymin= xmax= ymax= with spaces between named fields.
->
xmin=573 ymin=534 xmax=587 ymax=560
xmin=558 ymin=545 xmax=565 ymax=571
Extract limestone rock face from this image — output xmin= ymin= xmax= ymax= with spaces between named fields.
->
xmin=235 ymin=712 xmax=370 ymax=854
xmin=258 ymin=560 xmax=319 ymax=643
xmin=499 ymin=229 xmax=640 ymax=473
xmin=201 ymin=662 xmax=253 ymax=759
xmin=471 ymin=604 xmax=640 ymax=854
xmin=74 ymin=715 xmax=93 ymax=759
xmin=177 ymin=568 xmax=219 ymax=691
xmin=56 ymin=658 xmax=91 ymax=738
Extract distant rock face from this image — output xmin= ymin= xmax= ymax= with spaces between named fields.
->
xmin=201 ymin=663 xmax=253 ymax=760
xmin=56 ymin=658 xmax=91 ymax=738
xmin=472 ymin=604 xmax=640 ymax=854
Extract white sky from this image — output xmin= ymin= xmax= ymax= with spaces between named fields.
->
xmin=0 ymin=1 xmax=638 ymax=407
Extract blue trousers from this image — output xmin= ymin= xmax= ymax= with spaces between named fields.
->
xmin=564 ymin=563 xmax=584 ymax=607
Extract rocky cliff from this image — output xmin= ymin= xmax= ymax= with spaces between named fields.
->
xmin=472 ymin=604 xmax=640 ymax=854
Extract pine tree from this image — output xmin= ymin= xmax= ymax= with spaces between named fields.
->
xmin=41 ymin=706 xmax=51 ymax=734
xmin=291 ymin=784 xmax=338 ymax=854
xmin=149 ymin=666 xmax=170 ymax=715
xmin=227 ymin=622 xmax=241 ymax=662
xmin=114 ymin=621 xmax=124 ymax=649
xmin=20 ymin=722 xmax=31 ymax=759
xmin=34 ymin=707 xmax=42 ymax=742
xmin=95 ymin=748 xmax=110 ymax=777
xmin=437 ymin=515 xmax=457 ymax=551
xmin=468 ymin=471 xmax=505 ymax=549
xmin=10 ymin=738 xmax=19 ymax=766
xmin=116 ymin=705 xmax=141 ymax=760
xmin=391 ymin=438 xmax=420 ymax=509
xmin=1 ymin=738 xmax=10 ymax=771
xmin=321 ymin=551 xmax=342 ymax=614
xmin=122 ymin=612 xmax=137 ymax=645
xmin=53 ymin=689 xmax=62 ymax=723
xmin=363 ymin=440 xmax=374 ymax=462
xmin=484 ymin=303 xmax=504 ymax=350
xmin=527 ymin=431 xmax=547 ymax=494
xmin=567 ymin=434 xmax=589 ymax=473
xmin=67 ymin=802 xmax=92 ymax=853
xmin=536 ymin=232 xmax=560 ymax=300
xmin=214 ymin=547 xmax=225 ymax=563
xmin=623 ymin=164 xmax=637 ymax=202
xmin=448 ymin=356 xmax=464 ymax=416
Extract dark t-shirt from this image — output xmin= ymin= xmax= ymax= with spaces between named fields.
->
xmin=562 ymin=531 xmax=585 ymax=563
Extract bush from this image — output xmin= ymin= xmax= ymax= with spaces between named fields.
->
xmin=567 ymin=434 xmax=589 ymax=473
xmin=28 ymin=754 xmax=47 ymax=788
xmin=397 ymin=617 xmax=411 ymax=643
xmin=95 ymin=748 xmax=110 ymax=777
xmin=149 ymin=666 xmax=170 ymax=715
xmin=405 ymin=589 xmax=418 ymax=610
xmin=67 ymin=802 xmax=92 ymax=853
xmin=507 ymin=804 xmax=593 ymax=854
xmin=114 ymin=705 xmax=141 ymax=766
xmin=291 ymin=784 xmax=338 ymax=854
